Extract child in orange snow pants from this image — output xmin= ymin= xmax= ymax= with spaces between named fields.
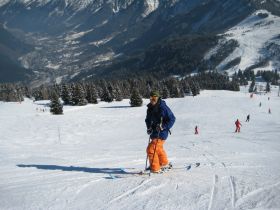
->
xmin=147 ymin=139 xmax=168 ymax=172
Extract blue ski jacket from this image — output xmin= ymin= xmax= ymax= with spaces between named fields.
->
xmin=145 ymin=99 xmax=176 ymax=140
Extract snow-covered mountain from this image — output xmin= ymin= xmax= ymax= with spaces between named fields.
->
xmin=0 ymin=0 xmax=279 ymax=84
xmin=204 ymin=10 xmax=280 ymax=73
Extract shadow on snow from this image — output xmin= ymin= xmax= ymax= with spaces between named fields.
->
xmin=17 ymin=164 xmax=137 ymax=175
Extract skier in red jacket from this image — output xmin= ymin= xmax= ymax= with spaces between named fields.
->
xmin=235 ymin=119 xmax=242 ymax=133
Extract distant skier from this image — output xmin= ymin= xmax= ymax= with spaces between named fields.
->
xmin=268 ymin=97 xmax=270 ymax=101
xmin=246 ymin=114 xmax=250 ymax=122
xmin=195 ymin=126 xmax=199 ymax=135
xmin=269 ymin=108 xmax=271 ymax=114
xmin=250 ymin=93 xmax=253 ymax=98
xmin=145 ymin=90 xmax=176 ymax=173
xmin=259 ymin=102 xmax=262 ymax=107
xmin=235 ymin=119 xmax=242 ymax=133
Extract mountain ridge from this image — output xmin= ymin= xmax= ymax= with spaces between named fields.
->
xmin=0 ymin=0 xmax=279 ymax=84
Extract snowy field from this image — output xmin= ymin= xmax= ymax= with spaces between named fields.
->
xmin=0 ymin=86 xmax=280 ymax=210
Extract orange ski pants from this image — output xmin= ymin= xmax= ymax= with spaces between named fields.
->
xmin=146 ymin=139 xmax=168 ymax=172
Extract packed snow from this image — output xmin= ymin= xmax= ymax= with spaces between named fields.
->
xmin=217 ymin=10 xmax=280 ymax=73
xmin=0 ymin=87 xmax=280 ymax=210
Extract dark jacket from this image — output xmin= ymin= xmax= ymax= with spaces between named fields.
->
xmin=145 ymin=98 xmax=176 ymax=140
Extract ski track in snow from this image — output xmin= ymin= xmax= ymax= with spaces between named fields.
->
xmin=0 ymin=86 xmax=280 ymax=209
xmin=109 ymin=179 xmax=152 ymax=204
xmin=229 ymin=175 xmax=237 ymax=208
xmin=201 ymin=148 xmax=237 ymax=209
xmin=207 ymin=174 xmax=219 ymax=210
xmin=185 ymin=136 xmax=236 ymax=209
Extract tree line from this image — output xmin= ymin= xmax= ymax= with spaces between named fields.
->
xmin=0 ymin=71 xmax=241 ymax=103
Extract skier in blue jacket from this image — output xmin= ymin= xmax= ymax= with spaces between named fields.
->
xmin=145 ymin=90 xmax=176 ymax=173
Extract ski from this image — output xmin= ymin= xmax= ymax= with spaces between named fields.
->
xmin=108 ymin=163 xmax=201 ymax=179
xmin=108 ymin=169 xmax=150 ymax=179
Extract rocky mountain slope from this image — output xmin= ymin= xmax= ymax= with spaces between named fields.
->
xmin=0 ymin=0 xmax=279 ymax=83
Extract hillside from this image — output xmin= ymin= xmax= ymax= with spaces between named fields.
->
xmin=204 ymin=10 xmax=280 ymax=73
xmin=0 ymin=24 xmax=33 ymax=82
xmin=0 ymin=0 xmax=279 ymax=84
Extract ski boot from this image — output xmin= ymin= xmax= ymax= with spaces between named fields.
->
xmin=161 ymin=162 xmax=173 ymax=172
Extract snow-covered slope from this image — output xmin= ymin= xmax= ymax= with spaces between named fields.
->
xmin=215 ymin=10 xmax=280 ymax=73
xmin=0 ymin=88 xmax=280 ymax=209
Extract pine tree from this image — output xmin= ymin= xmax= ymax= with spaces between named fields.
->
xmin=190 ymin=81 xmax=199 ymax=96
xmin=168 ymin=80 xmax=181 ymax=98
xmin=115 ymin=85 xmax=123 ymax=101
xmin=179 ymin=84 xmax=185 ymax=97
xmin=23 ymin=86 xmax=32 ymax=99
xmin=33 ymin=89 xmax=44 ymax=101
xmin=41 ymin=86 xmax=49 ymax=100
xmin=107 ymin=82 xmax=116 ymax=99
xmin=196 ymin=82 xmax=201 ymax=95
xmin=231 ymin=80 xmax=240 ymax=91
xmin=162 ymin=86 xmax=170 ymax=99
xmin=101 ymin=87 xmax=114 ymax=103
xmin=72 ymin=84 xmax=88 ymax=106
xmin=145 ymin=84 xmax=152 ymax=98
xmin=61 ymin=84 xmax=72 ymax=105
xmin=182 ymin=80 xmax=191 ymax=95
xmin=50 ymin=93 xmax=63 ymax=115
xmin=86 ymin=84 xmax=98 ymax=104
xmin=130 ymin=89 xmax=143 ymax=107
xmin=0 ymin=84 xmax=24 ymax=102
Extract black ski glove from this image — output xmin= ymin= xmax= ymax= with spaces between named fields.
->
xmin=156 ymin=124 xmax=163 ymax=132
xmin=147 ymin=128 xmax=152 ymax=135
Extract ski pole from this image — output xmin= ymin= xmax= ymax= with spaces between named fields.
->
xmin=145 ymin=136 xmax=151 ymax=170
xmin=145 ymin=120 xmax=153 ymax=171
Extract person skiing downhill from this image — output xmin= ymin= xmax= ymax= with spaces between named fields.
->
xmin=145 ymin=91 xmax=176 ymax=173
xmin=235 ymin=119 xmax=242 ymax=133
xmin=246 ymin=114 xmax=250 ymax=122
xmin=195 ymin=126 xmax=199 ymax=135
